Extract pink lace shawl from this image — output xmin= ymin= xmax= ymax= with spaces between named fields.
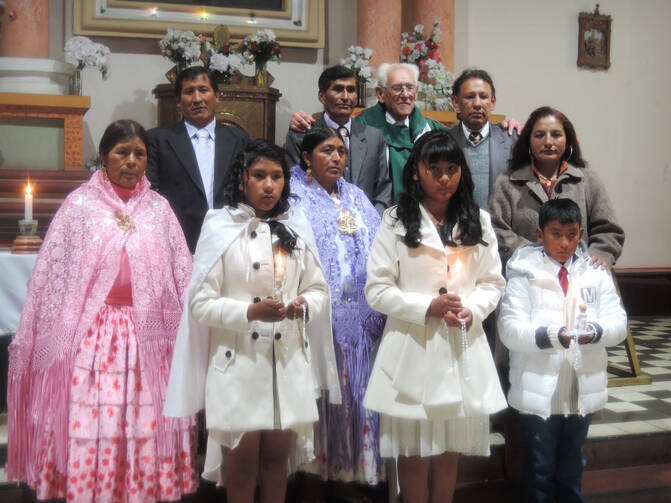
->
xmin=7 ymin=170 xmax=193 ymax=483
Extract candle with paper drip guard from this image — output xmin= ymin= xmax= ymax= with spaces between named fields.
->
xmin=570 ymin=301 xmax=589 ymax=371
xmin=440 ymin=257 xmax=470 ymax=379
xmin=273 ymin=246 xmax=287 ymax=303
xmin=576 ymin=302 xmax=588 ymax=331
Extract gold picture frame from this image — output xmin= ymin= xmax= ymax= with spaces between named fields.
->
xmin=577 ymin=4 xmax=612 ymax=70
xmin=74 ymin=0 xmax=325 ymax=48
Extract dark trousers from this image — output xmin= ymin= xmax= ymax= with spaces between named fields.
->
xmin=519 ymin=413 xmax=592 ymax=503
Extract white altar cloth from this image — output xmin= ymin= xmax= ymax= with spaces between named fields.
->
xmin=0 ymin=251 xmax=37 ymax=336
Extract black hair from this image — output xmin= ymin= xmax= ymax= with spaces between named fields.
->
xmin=298 ymin=127 xmax=345 ymax=171
xmin=397 ymin=129 xmax=485 ymax=248
xmin=175 ymin=66 xmax=216 ymax=97
xmin=318 ymin=65 xmax=356 ymax=93
xmin=452 ymin=68 xmax=496 ymax=98
xmin=99 ymin=119 xmax=148 ymax=161
xmin=222 ymin=139 xmax=297 ymax=253
xmin=510 ymin=106 xmax=587 ymax=171
xmin=539 ymin=198 xmax=582 ymax=230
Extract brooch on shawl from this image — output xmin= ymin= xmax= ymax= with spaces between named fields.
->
xmin=114 ymin=211 xmax=135 ymax=232
xmin=331 ymin=195 xmax=358 ymax=235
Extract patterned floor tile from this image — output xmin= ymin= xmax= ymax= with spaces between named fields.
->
xmin=594 ymin=315 xmax=671 ymax=436
xmin=603 ymin=401 xmax=648 ymax=413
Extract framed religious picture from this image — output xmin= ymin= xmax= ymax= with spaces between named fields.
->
xmin=73 ymin=0 xmax=325 ymax=48
xmin=577 ymin=4 xmax=612 ymax=70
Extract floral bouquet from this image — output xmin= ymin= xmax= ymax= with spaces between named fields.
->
xmin=64 ymin=36 xmax=111 ymax=79
xmin=239 ymin=29 xmax=282 ymax=65
xmin=238 ymin=28 xmax=281 ymax=87
xmin=209 ymin=50 xmax=245 ymax=83
xmin=340 ymin=45 xmax=374 ymax=84
xmin=159 ymin=29 xmax=205 ymax=67
xmin=400 ymin=20 xmax=454 ymax=110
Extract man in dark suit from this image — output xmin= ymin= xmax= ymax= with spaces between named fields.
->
xmin=284 ymin=65 xmax=391 ymax=213
xmin=146 ymin=66 xmax=248 ymax=252
xmin=448 ymin=68 xmax=517 ymax=211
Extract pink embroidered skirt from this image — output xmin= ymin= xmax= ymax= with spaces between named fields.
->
xmin=33 ymin=304 xmax=198 ymax=502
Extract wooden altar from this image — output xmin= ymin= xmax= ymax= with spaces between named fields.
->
xmin=0 ymin=93 xmax=90 ymax=170
xmin=153 ymin=81 xmax=281 ymax=143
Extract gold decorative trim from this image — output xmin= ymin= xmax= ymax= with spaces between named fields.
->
xmin=74 ymin=0 xmax=325 ymax=48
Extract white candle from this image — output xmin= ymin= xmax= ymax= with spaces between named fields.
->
xmin=453 ymin=257 xmax=463 ymax=289
xmin=25 ymin=183 xmax=33 ymax=222
xmin=273 ymin=247 xmax=286 ymax=302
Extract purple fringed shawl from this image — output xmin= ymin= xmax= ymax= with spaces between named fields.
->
xmin=7 ymin=170 xmax=194 ymax=485
xmin=290 ymin=166 xmax=385 ymax=471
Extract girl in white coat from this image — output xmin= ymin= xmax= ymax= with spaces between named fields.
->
xmin=363 ymin=130 xmax=507 ymax=503
xmin=164 ymin=140 xmax=341 ymax=503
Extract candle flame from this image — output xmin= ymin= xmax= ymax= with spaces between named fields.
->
xmin=454 ymin=257 xmax=463 ymax=278
xmin=26 ymin=182 xmax=32 ymax=196
xmin=200 ymin=11 xmax=209 ymax=20
xmin=274 ymin=248 xmax=285 ymax=277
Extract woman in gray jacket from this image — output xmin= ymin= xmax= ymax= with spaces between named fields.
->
xmin=489 ymin=106 xmax=624 ymax=268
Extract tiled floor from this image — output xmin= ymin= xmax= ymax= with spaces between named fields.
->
xmin=490 ymin=315 xmax=671 ymax=446
xmin=588 ymin=316 xmax=671 ymax=438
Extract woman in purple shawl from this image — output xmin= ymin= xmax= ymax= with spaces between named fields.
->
xmin=290 ymin=127 xmax=385 ymax=495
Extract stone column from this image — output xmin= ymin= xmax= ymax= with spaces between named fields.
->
xmin=357 ymin=0 xmax=402 ymax=71
xmin=406 ymin=0 xmax=455 ymax=71
xmin=1 ymin=0 xmax=49 ymax=57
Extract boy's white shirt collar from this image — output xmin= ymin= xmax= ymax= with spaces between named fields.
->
xmin=542 ymin=250 xmax=575 ymax=275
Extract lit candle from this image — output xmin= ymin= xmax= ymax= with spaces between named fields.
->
xmin=273 ymin=247 xmax=286 ymax=302
xmin=25 ymin=182 xmax=33 ymax=222
xmin=453 ymin=257 xmax=463 ymax=287
xmin=450 ymin=256 xmax=470 ymax=379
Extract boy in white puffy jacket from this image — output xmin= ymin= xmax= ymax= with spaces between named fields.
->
xmin=498 ymin=199 xmax=627 ymax=503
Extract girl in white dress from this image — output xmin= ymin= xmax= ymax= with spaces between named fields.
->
xmin=164 ymin=140 xmax=340 ymax=503
xmin=363 ymin=130 xmax=507 ymax=503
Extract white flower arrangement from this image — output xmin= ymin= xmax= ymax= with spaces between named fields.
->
xmin=340 ymin=45 xmax=374 ymax=84
xmin=209 ymin=51 xmax=244 ymax=79
xmin=64 ymin=36 xmax=111 ymax=79
xmin=159 ymin=29 xmax=203 ymax=65
xmin=256 ymin=29 xmax=277 ymax=43
xmin=400 ymin=20 xmax=453 ymax=110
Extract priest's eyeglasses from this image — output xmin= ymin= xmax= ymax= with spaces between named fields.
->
xmin=388 ymin=84 xmax=417 ymax=95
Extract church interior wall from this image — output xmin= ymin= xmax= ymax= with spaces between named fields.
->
xmin=455 ymin=0 xmax=671 ymax=268
xmin=44 ymin=0 xmax=669 ymax=268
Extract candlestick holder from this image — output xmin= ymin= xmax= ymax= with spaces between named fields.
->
xmin=12 ymin=219 xmax=43 ymax=254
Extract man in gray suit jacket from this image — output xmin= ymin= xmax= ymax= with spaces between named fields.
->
xmin=285 ymin=65 xmax=392 ymax=213
xmin=448 ymin=68 xmax=517 ymax=211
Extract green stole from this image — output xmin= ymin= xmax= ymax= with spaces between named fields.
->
xmin=355 ymin=103 xmax=443 ymax=201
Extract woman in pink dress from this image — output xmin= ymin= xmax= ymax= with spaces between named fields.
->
xmin=7 ymin=120 xmax=198 ymax=502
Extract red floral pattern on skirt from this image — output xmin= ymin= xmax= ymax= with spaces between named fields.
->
xmin=32 ymin=304 xmax=198 ymax=502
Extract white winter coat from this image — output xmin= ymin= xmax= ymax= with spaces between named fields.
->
xmin=363 ymin=205 xmax=508 ymax=420
xmin=498 ymin=243 xmax=627 ymax=417
xmin=164 ymin=205 xmax=341 ymax=424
